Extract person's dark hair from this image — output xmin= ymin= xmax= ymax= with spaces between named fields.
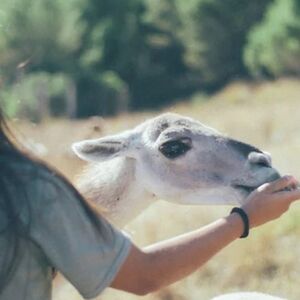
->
xmin=0 ymin=108 xmax=102 ymax=294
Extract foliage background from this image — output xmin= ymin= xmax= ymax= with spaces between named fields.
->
xmin=1 ymin=0 xmax=299 ymax=118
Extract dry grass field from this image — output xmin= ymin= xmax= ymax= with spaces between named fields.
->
xmin=14 ymin=78 xmax=300 ymax=300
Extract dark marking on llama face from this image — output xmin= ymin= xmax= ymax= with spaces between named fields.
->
xmin=83 ymin=143 xmax=122 ymax=156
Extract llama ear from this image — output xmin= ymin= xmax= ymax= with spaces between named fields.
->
xmin=72 ymin=135 xmax=131 ymax=162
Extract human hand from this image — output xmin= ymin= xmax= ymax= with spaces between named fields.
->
xmin=241 ymin=175 xmax=300 ymax=228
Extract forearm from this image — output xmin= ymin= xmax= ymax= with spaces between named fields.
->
xmin=111 ymin=213 xmax=243 ymax=294
xmin=142 ymin=213 xmax=243 ymax=290
xmin=112 ymin=176 xmax=300 ymax=295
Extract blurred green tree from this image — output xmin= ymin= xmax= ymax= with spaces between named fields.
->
xmin=178 ymin=0 xmax=273 ymax=89
xmin=1 ymin=0 xmax=299 ymax=118
xmin=78 ymin=0 xmax=189 ymax=113
xmin=0 ymin=0 xmax=83 ymax=82
xmin=244 ymin=0 xmax=300 ymax=77
xmin=0 ymin=0 xmax=83 ymax=118
xmin=0 ymin=72 xmax=75 ymax=121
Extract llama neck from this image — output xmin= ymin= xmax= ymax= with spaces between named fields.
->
xmin=77 ymin=157 xmax=156 ymax=228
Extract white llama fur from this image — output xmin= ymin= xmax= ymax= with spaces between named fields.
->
xmin=73 ymin=112 xmax=279 ymax=228
xmin=72 ymin=113 xmax=283 ymax=300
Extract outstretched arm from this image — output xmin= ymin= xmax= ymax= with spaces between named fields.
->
xmin=111 ymin=176 xmax=300 ymax=295
xmin=111 ymin=213 xmax=243 ymax=295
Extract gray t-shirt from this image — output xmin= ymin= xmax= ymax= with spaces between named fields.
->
xmin=0 ymin=167 xmax=131 ymax=300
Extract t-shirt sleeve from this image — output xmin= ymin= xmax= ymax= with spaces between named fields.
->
xmin=27 ymin=175 xmax=131 ymax=299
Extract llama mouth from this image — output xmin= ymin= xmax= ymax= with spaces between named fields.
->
xmin=232 ymin=184 xmax=257 ymax=194
xmin=233 ymin=183 xmax=299 ymax=194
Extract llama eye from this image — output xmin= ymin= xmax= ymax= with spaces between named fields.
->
xmin=159 ymin=138 xmax=192 ymax=159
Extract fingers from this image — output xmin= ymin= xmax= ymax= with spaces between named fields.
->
xmin=259 ymin=176 xmax=299 ymax=194
xmin=275 ymin=188 xmax=300 ymax=204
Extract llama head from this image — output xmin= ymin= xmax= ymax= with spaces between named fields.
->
xmin=72 ymin=113 xmax=280 ymax=206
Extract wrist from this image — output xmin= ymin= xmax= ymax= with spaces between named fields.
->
xmin=224 ymin=212 xmax=245 ymax=239
xmin=230 ymin=207 xmax=250 ymax=238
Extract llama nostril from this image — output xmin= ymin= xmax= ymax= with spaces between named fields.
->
xmin=248 ymin=152 xmax=272 ymax=167
xmin=262 ymin=151 xmax=272 ymax=165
